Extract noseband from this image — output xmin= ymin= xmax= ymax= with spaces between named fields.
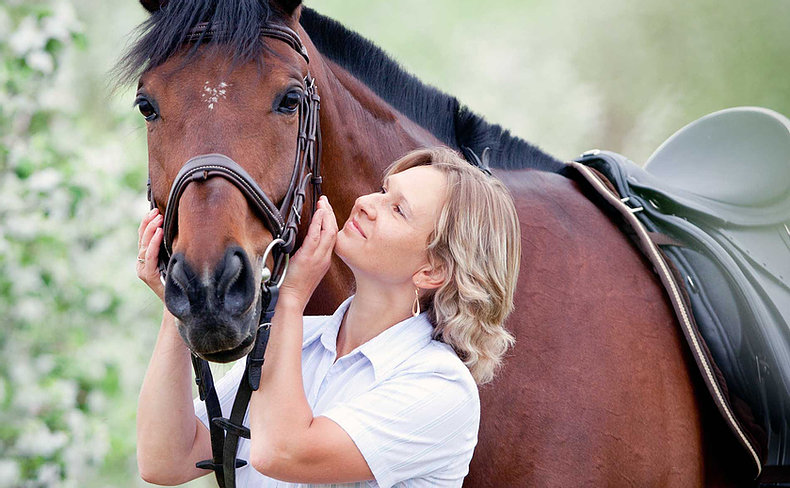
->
xmin=144 ymin=21 xmax=321 ymax=488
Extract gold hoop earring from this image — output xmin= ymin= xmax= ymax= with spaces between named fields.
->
xmin=412 ymin=288 xmax=420 ymax=317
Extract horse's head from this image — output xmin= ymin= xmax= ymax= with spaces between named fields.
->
xmin=129 ymin=0 xmax=314 ymax=362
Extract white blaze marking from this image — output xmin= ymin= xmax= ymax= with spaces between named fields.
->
xmin=202 ymin=81 xmax=229 ymax=110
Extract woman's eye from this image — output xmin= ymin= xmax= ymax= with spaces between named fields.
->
xmin=135 ymin=98 xmax=158 ymax=121
xmin=379 ymin=186 xmax=403 ymax=216
xmin=278 ymin=91 xmax=302 ymax=113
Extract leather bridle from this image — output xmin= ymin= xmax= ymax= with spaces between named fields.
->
xmin=144 ymin=21 xmax=321 ymax=488
xmin=147 ymin=22 xmax=321 ymax=291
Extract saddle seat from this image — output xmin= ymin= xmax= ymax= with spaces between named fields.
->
xmin=642 ymin=106 xmax=790 ymax=224
xmin=570 ymin=107 xmax=790 ymax=482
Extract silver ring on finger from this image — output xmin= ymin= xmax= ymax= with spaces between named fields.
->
xmin=137 ymin=258 xmax=146 ymax=263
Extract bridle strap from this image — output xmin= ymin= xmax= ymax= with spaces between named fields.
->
xmin=184 ymin=22 xmax=310 ymax=64
xmin=278 ymin=74 xmax=321 ymax=252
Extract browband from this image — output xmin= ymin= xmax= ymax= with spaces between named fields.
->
xmin=184 ymin=21 xmax=310 ymax=64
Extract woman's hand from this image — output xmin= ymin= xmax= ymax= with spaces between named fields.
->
xmin=279 ymin=195 xmax=338 ymax=312
xmin=137 ymin=207 xmax=165 ymax=302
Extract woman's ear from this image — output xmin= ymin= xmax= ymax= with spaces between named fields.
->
xmin=413 ymin=263 xmax=446 ymax=290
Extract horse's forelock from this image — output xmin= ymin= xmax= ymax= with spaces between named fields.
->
xmin=114 ymin=0 xmax=293 ymax=85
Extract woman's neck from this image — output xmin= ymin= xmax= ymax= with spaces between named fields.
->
xmin=335 ymin=278 xmax=415 ymax=360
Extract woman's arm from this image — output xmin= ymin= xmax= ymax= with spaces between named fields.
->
xmin=248 ymin=196 xmax=374 ymax=483
xmin=136 ymin=310 xmax=213 ymax=485
xmin=248 ymin=299 xmax=373 ymax=483
xmin=134 ymin=208 xmax=211 ymax=484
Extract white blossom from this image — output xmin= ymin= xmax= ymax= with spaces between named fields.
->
xmin=36 ymin=463 xmax=62 ymax=486
xmin=0 ymin=459 xmax=20 ymax=487
xmin=27 ymin=167 xmax=62 ymax=193
xmin=0 ymin=9 xmax=10 ymax=43
xmin=12 ymin=296 xmax=47 ymax=323
xmin=8 ymin=16 xmax=47 ymax=56
xmin=26 ymin=50 xmax=55 ymax=74
xmin=15 ymin=420 xmax=69 ymax=457
xmin=42 ymin=1 xmax=79 ymax=42
xmin=86 ymin=289 xmax=112 ymax=313
xmin=34 ymin=354 xmax=56 ymax=375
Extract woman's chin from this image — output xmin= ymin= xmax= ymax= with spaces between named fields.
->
xmin=334 ymin=230 xmax=352 ymax=262
xmin=335 ymin=228 xmax=378 ymax=278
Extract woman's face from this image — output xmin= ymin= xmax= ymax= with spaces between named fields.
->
xmin=335 ymin=165 xmax=448 ymax=285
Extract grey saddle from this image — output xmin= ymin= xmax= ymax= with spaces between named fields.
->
xmin=573 ymin=106 xmax=790 ymax=479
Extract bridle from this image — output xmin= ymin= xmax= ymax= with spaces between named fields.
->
xmin=145 ymin=21 xmax=321 ymax=488
xmin=147 ymin=22 xmax=321 ymax=291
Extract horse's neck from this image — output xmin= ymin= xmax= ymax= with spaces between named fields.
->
xmin=301 ymin=51 xmax=442 ymax=313
xmin=312 ymin=53 xmax=443 ymax=225
xmin=318 ymin=56 xmax=443 ymax=179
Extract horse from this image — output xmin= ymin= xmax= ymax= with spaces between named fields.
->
xmin=118 ymin=0 xmax=754 ymax=485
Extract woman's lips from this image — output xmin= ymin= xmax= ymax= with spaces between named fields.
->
xmin=351 ymin=218 xmax=366 ymax=238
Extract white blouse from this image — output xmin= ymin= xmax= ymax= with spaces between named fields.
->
xmin=194 ymin=295 xmax=480 ymax=488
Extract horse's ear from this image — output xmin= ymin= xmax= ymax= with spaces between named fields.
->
xmin=270 ymin=0 xmax=302 ymax=18
xmin=140 ymin=0 xmax=168 ymax=13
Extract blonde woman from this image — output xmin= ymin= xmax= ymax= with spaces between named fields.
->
xmin=136 ymin=147 xmax=521 ymax=487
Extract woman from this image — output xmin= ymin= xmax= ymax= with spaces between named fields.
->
xmin=135 ymin=147 xmax=521 ymax=487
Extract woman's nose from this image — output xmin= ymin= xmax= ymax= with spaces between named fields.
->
xmin=356 ymin=193 xmax=378 ymax=220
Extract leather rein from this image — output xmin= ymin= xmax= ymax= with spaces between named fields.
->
xmin=145 ymin=21 xmax=321 ymax=488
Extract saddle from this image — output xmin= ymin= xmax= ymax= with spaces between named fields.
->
xmin=566 ymin=107 xmax=790 ymax=483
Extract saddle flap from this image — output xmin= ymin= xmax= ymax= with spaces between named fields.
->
xmin=713 ymin=224 xmax=790 ymax=318
xmin=644 ymin=107 xmax=790 ymax=209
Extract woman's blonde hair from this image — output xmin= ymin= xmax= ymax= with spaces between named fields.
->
xmin=384 ymin=147 xmax=521 ymax=385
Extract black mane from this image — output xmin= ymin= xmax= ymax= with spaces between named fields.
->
xmin=300 ymin=7 xmax=564 ymax=172
xmin=116 ymin=1 xmax=564 ymax=172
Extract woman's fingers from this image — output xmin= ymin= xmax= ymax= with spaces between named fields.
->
xmin=138 ymin=208 xmax=159 ymax=247
xmin=140 ymin=214 xmax=164 ymax=253
xmin=145 ymin=227 xmax=163 ymax=271
xmin=136 ymin=208 xmax=166 ymax=301
xmin=317 ymin=197 xmax=337 ymax=255
xmin=136 ymin=223 xmax=164 ymax=301
xmin=306 ymin=208 xmax=324 ymax=245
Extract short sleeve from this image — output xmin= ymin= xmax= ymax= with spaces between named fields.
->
xmin=193 ymin=360 xmax=245 ymax=430
xmin=319 ymin=369 xmax=480 ymax=488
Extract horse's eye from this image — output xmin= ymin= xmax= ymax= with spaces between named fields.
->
xmin=135 ymin=97 xmax=158 ymax=121
xmin=278 ymin=91 xmax=302 ymax=113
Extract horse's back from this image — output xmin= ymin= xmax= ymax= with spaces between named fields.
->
xmin=466 ymin=168 xmax=748 ymax=487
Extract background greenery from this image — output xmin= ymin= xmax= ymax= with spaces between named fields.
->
xmin=1 ymin=0 xmax=787 ymax=486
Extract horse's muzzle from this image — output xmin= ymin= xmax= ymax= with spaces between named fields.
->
xmin=165 ymin=246 xmax=261 ymax=362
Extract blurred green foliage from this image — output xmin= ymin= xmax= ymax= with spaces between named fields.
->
xmin=1 ymin=0 xmax=787 ymax=486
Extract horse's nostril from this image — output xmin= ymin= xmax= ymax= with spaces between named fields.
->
xmin=218 ymin=248 xmax=255 ymax=317
xmin=165 ymin=254 xmax=192 ymax=319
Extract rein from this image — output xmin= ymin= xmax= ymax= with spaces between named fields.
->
xmin=145 ymin=21 xmax=321 ymax=488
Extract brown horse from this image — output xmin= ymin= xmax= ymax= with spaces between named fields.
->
xmin=119 ymin=0 xmax=753 ymax=485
